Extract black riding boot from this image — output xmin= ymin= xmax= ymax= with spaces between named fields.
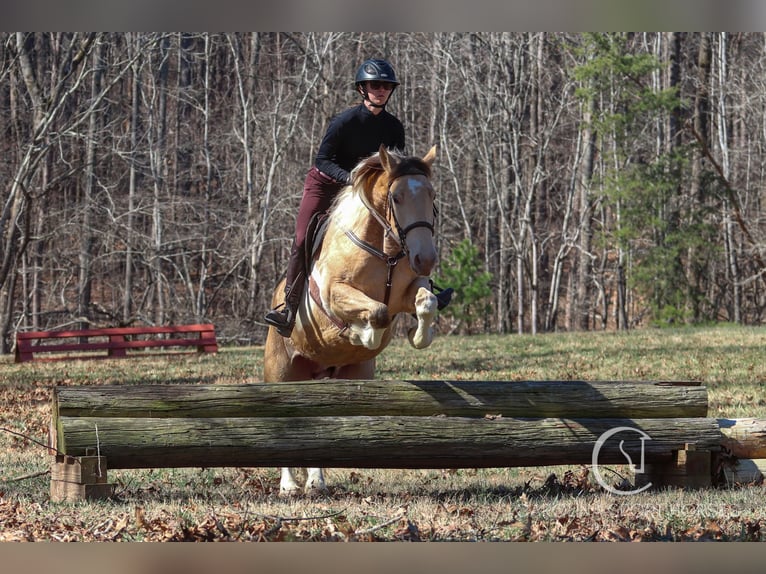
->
xmin=265 ymin=243 xmax=306 ymax=338
xmin=431 ymin=282 xmax=454 ymax=310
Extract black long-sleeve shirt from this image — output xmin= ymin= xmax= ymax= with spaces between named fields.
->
xmin=314 ymin=104 xmax=406 ymax=184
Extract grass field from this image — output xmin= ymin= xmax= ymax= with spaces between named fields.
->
xmin=1 ymin=325 xmax=765 ymax=541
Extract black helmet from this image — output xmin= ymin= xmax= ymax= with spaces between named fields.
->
xmin=354 ymin=58 xmax=400 ymax=87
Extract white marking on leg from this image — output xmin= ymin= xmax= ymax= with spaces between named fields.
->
xmin=347 ymin=322 xmax=386 ymax=349
xmin=305 ymin=468 xmax=326 ymax=494
xmin=408 ymin=287 xmax=437 ymax=349
xmin=280 ymin=467 xmax=303 ymax=496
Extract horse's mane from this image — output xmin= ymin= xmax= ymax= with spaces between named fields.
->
xmin=350 ymin=149 xmax=432 ymax=189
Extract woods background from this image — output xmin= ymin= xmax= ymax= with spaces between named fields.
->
xmin=0 ymin=32 xmax=764 ymax=351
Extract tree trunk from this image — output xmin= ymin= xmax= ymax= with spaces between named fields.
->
xmin=150 ymin=35 xmax=170 ymax=325
xmin=575 ymin=82 xmax=596 ymax=331
xmin=715 ymin=34 xmax=742 ymax=323
xmin=123 ymin=34 xmax=141 ymax=324
xmin=687 ymin=34 xmax=711 ymax=323
xmin=77 ymin=37 xmax=104 ymax=328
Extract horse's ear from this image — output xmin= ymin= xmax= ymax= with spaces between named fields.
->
xmin=379 ymin=144 xmax=400 ymax=173
xmin=423 ymin=145 xmax=437 ymax=166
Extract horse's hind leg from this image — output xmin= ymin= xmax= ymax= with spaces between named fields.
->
xmin=280 ymin=467 xmax=326 ymax=496
xmin=280 ymin=360 xmax=375 ymax=496
xmin=280 ymin=467 xmax=327 ymax=496
xmin=304 ymin=468 xmax=326 ymax=494
xmin=280 ymin=468 xmax=304 ymax=496
xmin=408 ymin=286 xmax=438 ymax=349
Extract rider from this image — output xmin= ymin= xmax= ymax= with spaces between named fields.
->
xmin=265 ymin=58 xmax=452 ymax=337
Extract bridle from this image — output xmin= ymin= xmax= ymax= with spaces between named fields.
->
xmin=388 ymin=174 xmax=436 ymax=245
xmin=345 ymin=169 xmax=436 ymax=306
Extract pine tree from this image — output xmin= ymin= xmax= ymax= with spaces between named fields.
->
xmin=435 ymin=239 xmax=493 ymax=334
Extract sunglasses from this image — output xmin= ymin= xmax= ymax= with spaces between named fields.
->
xmin=366 ymin=81 xmax=394 ymax=91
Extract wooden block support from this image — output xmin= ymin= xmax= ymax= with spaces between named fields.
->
xmin=108 ymin=334 xmax=127 ymax=358
xmin=50 ymin=455 xmax=115 ymax=503
xmin=635 ymin=444 xmax=712 ymax=490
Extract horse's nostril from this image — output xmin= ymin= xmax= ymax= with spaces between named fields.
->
xmin=412 ymin=250 xmax=436 ymax=276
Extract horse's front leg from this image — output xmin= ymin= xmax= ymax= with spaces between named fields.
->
xmin=402 ymin=279 xmax=438 ymax=349
xmin=329 ymin=283 xmax=390 ymax=350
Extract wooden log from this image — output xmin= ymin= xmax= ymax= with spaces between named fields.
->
xmin=718 ymin=418 xmax=766 ymax=458
xmin=54 ymin=415 xmax=722 ymax=470
xmin=52 ymin=380 xmax=708 ymax=421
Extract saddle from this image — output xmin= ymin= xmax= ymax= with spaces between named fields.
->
xmin=304 ymin=211 xmax=330 ymax=273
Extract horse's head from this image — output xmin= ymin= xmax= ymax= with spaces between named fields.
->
xmin=379 ymin=145 xmax=438 ymax=276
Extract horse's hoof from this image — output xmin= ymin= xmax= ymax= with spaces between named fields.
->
xmin=304 ymin=477 xmax=328 ymax=496
xmin=408 ymin=326 xmax=434 ymax=349
xmin=278 ymin=486 xmax=303 ymax=498
xmin=304 ymin=485 xmax=328 ymax=498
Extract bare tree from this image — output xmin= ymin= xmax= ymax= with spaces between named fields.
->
xmin=1 ymin=33 xmax=99 ymax=350
xmin=77 ymin=36 xmax=105 ymax=328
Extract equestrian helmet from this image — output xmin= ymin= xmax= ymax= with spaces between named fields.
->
xmin=354 ymin=58 xmax=400 ymax=86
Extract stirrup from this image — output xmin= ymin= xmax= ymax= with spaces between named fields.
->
xmin=264 ymin=306 xmax=295 ymax=337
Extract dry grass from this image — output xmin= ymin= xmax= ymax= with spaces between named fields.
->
xmin=1 ymin=325 xmax=765 ymax=541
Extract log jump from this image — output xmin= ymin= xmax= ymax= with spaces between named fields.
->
xmin=47 ymin=380 xmax=760 ymax=502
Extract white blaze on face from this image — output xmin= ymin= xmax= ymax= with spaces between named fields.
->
xmin=396 ymin=177 xmax=437 ymax=276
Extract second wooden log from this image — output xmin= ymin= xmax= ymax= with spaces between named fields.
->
xmin=54 ymin=415 xmax=722 ymax=470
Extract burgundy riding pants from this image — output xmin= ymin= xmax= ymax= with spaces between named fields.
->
xmin=284 ymin=167 xmax=345 ymax=299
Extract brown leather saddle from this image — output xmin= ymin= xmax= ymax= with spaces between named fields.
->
xmin=304 ymin=211 xmax=330 ymax=273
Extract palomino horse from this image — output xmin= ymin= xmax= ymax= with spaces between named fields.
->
xmin=264 ymin=144 xmax=440 ymax=496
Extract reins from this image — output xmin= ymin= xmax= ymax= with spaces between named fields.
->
xmin=344 ymin=229 xmax=406 ymax=306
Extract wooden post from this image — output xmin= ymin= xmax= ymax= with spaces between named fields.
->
xmin=635 ymin=444 xmax=712 ymax=490
xmin=198 ymin=326 xmax=218 ymax=353
xmin=50 ymin=454 xmax=114 ymax=503
xmin=14 ymin=334 xmax=33 ymax=363
xmin=108 ymin=333 xmax=127 ymax=358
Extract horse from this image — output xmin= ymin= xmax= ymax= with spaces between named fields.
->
xmin=264 ymin=144 xmax=441 ymax=496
